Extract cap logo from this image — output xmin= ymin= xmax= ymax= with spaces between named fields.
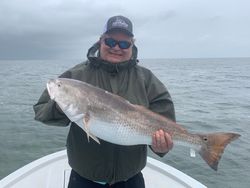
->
xmin=112 ymin=17 xmax=128 ymax=28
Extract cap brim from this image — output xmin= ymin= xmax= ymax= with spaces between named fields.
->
xmin=105 ymin=28 xmax=134 ymax=37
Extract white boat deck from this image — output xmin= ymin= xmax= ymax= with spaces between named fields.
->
xmin=0 ymin=150 xmax=207 ymax=188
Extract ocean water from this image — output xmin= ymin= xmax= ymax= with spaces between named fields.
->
xmin=0 ymin=58 xmax=249 ymax=187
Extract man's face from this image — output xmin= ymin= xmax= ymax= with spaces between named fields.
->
xmin=100 ymin=32 xmax=133 ymax=64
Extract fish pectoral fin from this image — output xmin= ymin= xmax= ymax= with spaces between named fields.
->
xmin=82 ymin=113 xmax=100 ymax=144
xmin=83 ymin=112 xmax=91 ymax=142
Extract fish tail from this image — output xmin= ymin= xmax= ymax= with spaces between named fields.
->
xmin=198 ymin=132 xmax=240 ymax=171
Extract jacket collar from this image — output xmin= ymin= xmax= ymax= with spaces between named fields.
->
xmin=87 ymin=42 xmax=138 ymax=74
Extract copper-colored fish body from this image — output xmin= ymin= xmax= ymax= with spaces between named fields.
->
xmin=47 ymin=78 xmax=240 ymax=171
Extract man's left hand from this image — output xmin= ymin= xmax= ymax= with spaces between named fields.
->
xmin=151 ymin=130 xmax=173 ymax=154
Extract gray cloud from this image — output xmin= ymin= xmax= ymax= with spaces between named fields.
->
xmin=0 ymin=0 xmax=250 ymax=59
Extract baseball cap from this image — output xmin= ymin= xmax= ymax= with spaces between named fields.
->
xmin=103 ymin=15 xmax=134 ymax=37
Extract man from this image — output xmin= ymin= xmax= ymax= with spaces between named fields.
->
xmin=33 ymin=15 xmax=175 ymax=188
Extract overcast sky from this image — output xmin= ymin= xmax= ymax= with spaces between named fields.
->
xmin=0 ymin=0 xmax=250 ymax=59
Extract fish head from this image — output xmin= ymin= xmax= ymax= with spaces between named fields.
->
xmin=46 ymin=78 xmax=80 ymax=110
xmin=47 ymin=79 xmax=64 ymax=100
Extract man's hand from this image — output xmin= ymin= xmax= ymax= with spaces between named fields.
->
xmin=151 ymin=130 xmax=173 ymax=154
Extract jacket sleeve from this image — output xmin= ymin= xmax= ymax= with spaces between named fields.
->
xmin=146 ymin=71 xmax=176 ymax=157
xmin=33 ymin=71 xmax=71 ymax=127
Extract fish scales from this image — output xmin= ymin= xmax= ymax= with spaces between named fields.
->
xmin=47 ymin=78 xmax=240 ymax=171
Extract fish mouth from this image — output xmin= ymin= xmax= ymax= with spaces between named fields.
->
xmin=46 ymin=79 xmax=55 ymax=100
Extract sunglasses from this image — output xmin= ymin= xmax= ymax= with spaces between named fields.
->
xmin=104 ymin=38 xmax=132 ymax=49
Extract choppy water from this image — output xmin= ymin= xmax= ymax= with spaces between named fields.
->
xmin=0 ymin=58 xmax=249 ymax=187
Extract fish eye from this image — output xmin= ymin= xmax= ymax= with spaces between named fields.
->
xmin=203 ymin=137 xmax=208 ymax=142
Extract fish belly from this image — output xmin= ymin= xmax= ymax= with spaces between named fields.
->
xmin=88 ymin=119 xmax=152 ymax=145
xmin=61 ymin=106 xmax=152 ymax=145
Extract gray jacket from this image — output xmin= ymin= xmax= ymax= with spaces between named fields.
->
xmin=33 ymin=43 xmax=175 ymax=184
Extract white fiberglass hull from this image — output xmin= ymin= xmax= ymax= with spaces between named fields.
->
xmin=0 ymin=150 xmax=207 ymax=188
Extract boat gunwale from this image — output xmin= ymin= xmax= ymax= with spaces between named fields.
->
xmin=0 ymin=150 xmax=207 ymax=188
